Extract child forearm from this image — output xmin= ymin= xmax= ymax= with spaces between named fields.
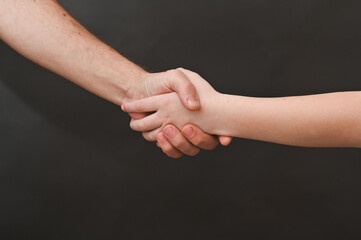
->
xmin=209 ymin=91 xmax=361 ymax=148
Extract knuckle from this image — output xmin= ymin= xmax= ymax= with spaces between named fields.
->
xmin=135 ymin=102 xmax=145 ymax=112
xmin=169 ymin=69 xmax=187 ymax=82
xmin=176 ymin=67 xmax=185 ymax=72
xmin=184 ymin=81 xmax=194 ymax=91
xmin=170 ymin=68 xmax=182 ymax=76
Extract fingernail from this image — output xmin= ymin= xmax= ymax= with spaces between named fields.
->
xmin=121 ymin=105 xmax=125 ymax=111
xmin=164 ymin=126 xmax=175 ymax=137
xmin=187 ymin=98 xmax=200 ymax=108
xmin=183 ymin=127 xmax=195 ymax=138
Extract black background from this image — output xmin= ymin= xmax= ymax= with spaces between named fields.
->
xmin=1 ymin=0 xmax=361 ymax=239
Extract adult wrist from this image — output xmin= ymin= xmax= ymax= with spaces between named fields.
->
xmin=121 ymin=69 xmax=150 ymax=103
xmin=107 ymin=65 xmax=149 ymax=106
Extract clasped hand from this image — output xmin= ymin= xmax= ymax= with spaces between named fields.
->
xmin=123 ymin=68 xmax=231 ymax=158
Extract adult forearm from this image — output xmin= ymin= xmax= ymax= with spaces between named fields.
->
xmin=0 ymin=0 xmax=146 ymax=105
xmin=213 ymin=92 xmax=361 ymax=147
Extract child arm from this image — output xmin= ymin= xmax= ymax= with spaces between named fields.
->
xmin=218 ymin=92 xmax=361 ymax=147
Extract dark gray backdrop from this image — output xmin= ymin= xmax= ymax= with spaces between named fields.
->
xmin=1 ymin=0 xmax=361 ymax=239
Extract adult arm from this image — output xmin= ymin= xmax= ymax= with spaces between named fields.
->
xmin=0 ymin=0 xmax=231 ymax=156
xmin=0 ymin=0 xmax=201 ymax=107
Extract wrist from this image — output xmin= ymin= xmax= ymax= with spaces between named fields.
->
xmin=194 ymin=91 xmax=226 ymax=135
xmin=209 ymin=93 xmax=231 ymax=135
xmin=108 ymin=64 xmax=149 ymax=106
xmin=121 ymin=69 xmax=150 ymax=103
xmin=205 ymin=93 xmax=246 ymax=137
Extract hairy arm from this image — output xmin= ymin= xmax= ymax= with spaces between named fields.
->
xmin=0 ymin=0 xmax=147 ymax=105
xmin=123 ymin=69 xmax=361 ymax=148
xmin=0 ymin=0 xmax=231 ymax=157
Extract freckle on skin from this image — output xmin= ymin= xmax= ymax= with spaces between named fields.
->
xmin=63 ymin=13 xmax=67 ymax=17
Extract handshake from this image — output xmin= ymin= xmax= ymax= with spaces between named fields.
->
xmin=3 ymin=0 xmax=360 ymax=158
xmin=123 ymin=67 xmax=361 ymax=156
xmin=122 ymin=68 xmax=233 ymax=158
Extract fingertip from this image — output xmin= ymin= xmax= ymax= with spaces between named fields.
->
xmin=142 ymin=131 xmax=157 ymax=142
xmin=122 ymin=103 xmax=132 ymax=113
xmin=170 ymin=68 xmax=200 ymax=111
xmin=186 ymin=98 xmax=201 ymax=110
xmin=129 ymin=119 xmax=136 ymax=131
xmin=182 ymin=124 xmax=218 ymax=150
xmin=219 ymin=136 xmax=232 ymax=146
xmin=163 ymin=125 xmax=176 ymax=138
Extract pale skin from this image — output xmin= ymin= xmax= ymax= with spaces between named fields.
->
xmin=0 ymin=0 xmax=232 ymax=158
xmin=123 ymin=69 xmax=361 ymax=148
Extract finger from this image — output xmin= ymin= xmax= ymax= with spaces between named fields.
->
xmin=121 ymin=96 xmax=159 ymax=113
xmin=130 ymin=113 xmax=162 ymax=132
xmin=165 ymin=68 xmax=200 ymax=111
xmin=142 ymin=128 xmax=162 ymax=142
xmin=219 ymin=136 xmax=233 ymax=146
xmin=162 ymin=125 xmax=200 ymax=156
xmin=128 ymin=112 xmax=149 ymax=120
xmin=182 ymin=124 xmax=218 ymax=150
xmin=157 ymin=132 xmax=183 ymax=159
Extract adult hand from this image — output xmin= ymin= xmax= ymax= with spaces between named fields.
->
xmin=0 ymin=0 xmax=230 ymax=158
xmin=157 ymin=125 xmax=232 ymax=158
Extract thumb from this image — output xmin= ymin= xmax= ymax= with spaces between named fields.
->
xmin=166 ymin=68 xmax=200 ymax=111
